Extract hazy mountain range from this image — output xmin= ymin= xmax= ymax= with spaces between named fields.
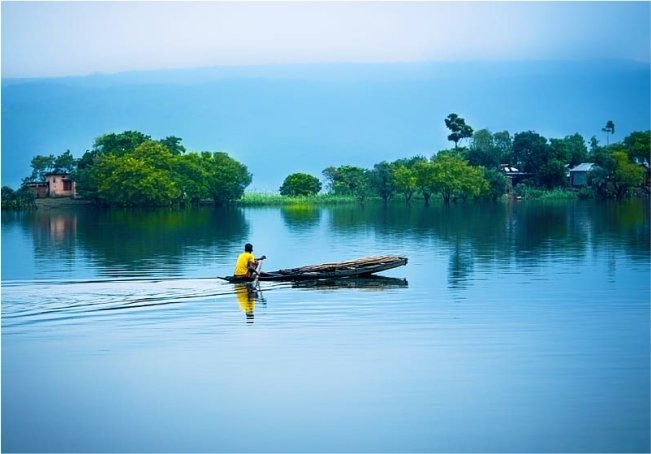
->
xmin=2 ymin=59 xmax=649 ymax=191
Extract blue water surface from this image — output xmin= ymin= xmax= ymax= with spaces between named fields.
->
xmin=2 ymin=201 xmax=650 ymax=452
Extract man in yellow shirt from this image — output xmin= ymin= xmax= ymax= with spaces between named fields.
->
xmin=234 ymin=243 xmax=266 ymax=278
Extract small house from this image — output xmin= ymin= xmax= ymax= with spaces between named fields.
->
xmin=568 ymin=163 xmax=595 ymax=187
xmin=44 ymin=173 xmax=76 ymax=197
xmin=25 ymin=173 xmax=76 ymax=198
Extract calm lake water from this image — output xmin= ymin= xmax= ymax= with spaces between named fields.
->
xmin=2 ymin=200 xmax=650 ymax=453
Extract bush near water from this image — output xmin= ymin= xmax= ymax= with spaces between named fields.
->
xmin=3 ymin=120 xmax=649 ymax=208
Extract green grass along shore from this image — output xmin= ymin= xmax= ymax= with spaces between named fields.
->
xmin=32 ymin=188 xmax=584 ymax=209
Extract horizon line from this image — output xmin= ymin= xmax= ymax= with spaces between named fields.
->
xmin=2 ymin=57 xmax=650 ymax=82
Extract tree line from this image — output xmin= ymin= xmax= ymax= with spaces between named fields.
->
xmin=280 ymin=115 xmax=649 ymax=203
xmin=3 ymin=115 xmax=649 ymax=208
xmin=12 ymin=131 xmax=252 ymax=207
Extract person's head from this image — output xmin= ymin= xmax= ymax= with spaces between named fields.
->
xmin=245 ymin=243 xmax=253 ymax=253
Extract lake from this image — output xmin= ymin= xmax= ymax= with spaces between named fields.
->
xmin=2 ymin=200 xmax=650 ymax=452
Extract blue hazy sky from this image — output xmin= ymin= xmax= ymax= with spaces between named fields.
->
xmin=2 ymin=1 xmax=650 ymax=78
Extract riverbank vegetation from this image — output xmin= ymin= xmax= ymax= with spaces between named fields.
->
xmin=1 ymin=186 xmax=36 ymax=210
xmin=238 ymin=193 xmax=357 ymax=206
xmin=3 ymin=116 xmax=649 ymax=209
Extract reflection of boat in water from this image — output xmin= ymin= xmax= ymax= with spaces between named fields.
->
xmin=220 ymin=255 xmax=407 ymax=283
xmin=291 ymin=275 xmax=408 ymax=290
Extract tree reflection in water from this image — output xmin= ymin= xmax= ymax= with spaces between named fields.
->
xmin=8 ymin=206 xmax=249 ymax=278
xmin=3 ymin=200 xmax=648 ymax=288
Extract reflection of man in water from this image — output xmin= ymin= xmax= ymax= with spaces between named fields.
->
xmin=235 ymin=284 xmax=257 ymax=323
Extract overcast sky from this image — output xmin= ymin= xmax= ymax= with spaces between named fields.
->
xmin=2 ymin=1 xmax=650 ymax=78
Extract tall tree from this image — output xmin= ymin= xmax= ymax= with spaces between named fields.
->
xmin=602 ymin=120 xmax=615 ymax=145
xmin=512 ymin=131 xmax=550 ymax=183
xmin=53 ymin=150 xmax=77 ymax=173
xmin=565 ymin=133 xmax=589 ymax=167
xmin=413 ymin=160 xmax=438 ymax=205
xmin=623 ymin=130 xmax=650 ymax=166
xmin=393 ymin=164 xmax=418 ymax=204
xmin=370 ymin=161 xmax=396 ymax=203
xmin=493 ymin=131 xmax=513 ymax=165
xmin=430 ymin=151 xmax=486 ymax=203
xmin=444 ymin=113 xmax=473 ymax=150
xmin=466 ymin=129 xmax=508 ymax=169
xmin=28 ymin=154 xmax=55 ymax=182
xmin=322 ymin=165 xmax=370 ymax=201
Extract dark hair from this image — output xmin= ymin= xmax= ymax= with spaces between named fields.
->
xmin=245 ymin=243 xmax=253 ymax=252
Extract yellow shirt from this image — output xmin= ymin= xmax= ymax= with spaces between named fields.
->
xmin=234 ymin=251 xmax=255 ymax=276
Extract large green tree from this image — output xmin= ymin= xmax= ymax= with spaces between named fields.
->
xmin=53 ymin=150 xmax=77 ymax=173
xmin=481 ymin=168 xmax=507 ymax=202
xmin=393 ymin=164 xmax=418 ymax=204
xmin=86 ymin=141 xmax=179 ymax=206
xmin=431 ymin=151 xmax=487 ymax=203
xmin=493 ymin=131 xmax=513 ymax=165
xmin=623 ymin=130 xmax=650 ymax=166
xmin=512 ymin=131 xmax=550 ymax=183
xmin=322 ymin=165 xmax=371 ymax=201
xmin=279 ymin=173 xmax=322 ymax=196
xmin=201 ymin=152 xmax=252 ymax=205
xmin=550 ymin=133 xmax=588 ymax=168
xmin=95 ymin=153 xmax=179 ymax=206
xmin=466 ymin=129 xmax=511 ymax=169
xmin=74 ymin=132 xmax=251 ymax=206
xmin=612 ymin=151 xmax=645 ymax=200
xmin=173 ymin=153 xmax=211 ymax=204
xmin=75 ymin=131 xmax=155 ymax=198
xmin=27 ymin=154 xmax=55 ymax=182
xmin=370 ymin=161 xmax=396 ymax=203
xmin=589 ymin=141 xmax=647 ymax=199
xmin=414 ymin=160 xmax=437 ymax=205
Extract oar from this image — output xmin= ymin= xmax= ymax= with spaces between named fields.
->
xmin=252 ymin=255 xmax=266 ymax=286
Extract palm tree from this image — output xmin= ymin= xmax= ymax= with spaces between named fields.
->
xmin=602 ymin=120 xmax=615 ymax=145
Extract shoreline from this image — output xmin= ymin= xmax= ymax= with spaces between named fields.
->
xmin=35 ymin=198 xmax=94 ymax=209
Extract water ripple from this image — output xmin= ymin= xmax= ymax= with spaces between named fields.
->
xmin=2 ymin=278 xmax=290 ymax=329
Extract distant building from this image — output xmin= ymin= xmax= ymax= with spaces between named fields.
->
xmin=499 ymin=164 xmax=530 ymax=190
xmin=25 ymin=173 xmax=76 ymax=198
xmin=568 ymin=163 xmax=596 ymax=187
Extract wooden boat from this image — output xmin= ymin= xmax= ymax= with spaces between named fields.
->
xmin=220 ymin=255 xmax=407 ymax=283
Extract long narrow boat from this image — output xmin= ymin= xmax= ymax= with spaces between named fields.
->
xmin=220 ymin=255 xmax=407 ymax=283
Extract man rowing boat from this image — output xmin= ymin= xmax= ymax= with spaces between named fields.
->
xmin=234 ymin=243 xmax=266 ymax=278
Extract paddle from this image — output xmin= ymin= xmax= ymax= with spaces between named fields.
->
xmin=252 ymin=255 xmax=266 ymax=285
